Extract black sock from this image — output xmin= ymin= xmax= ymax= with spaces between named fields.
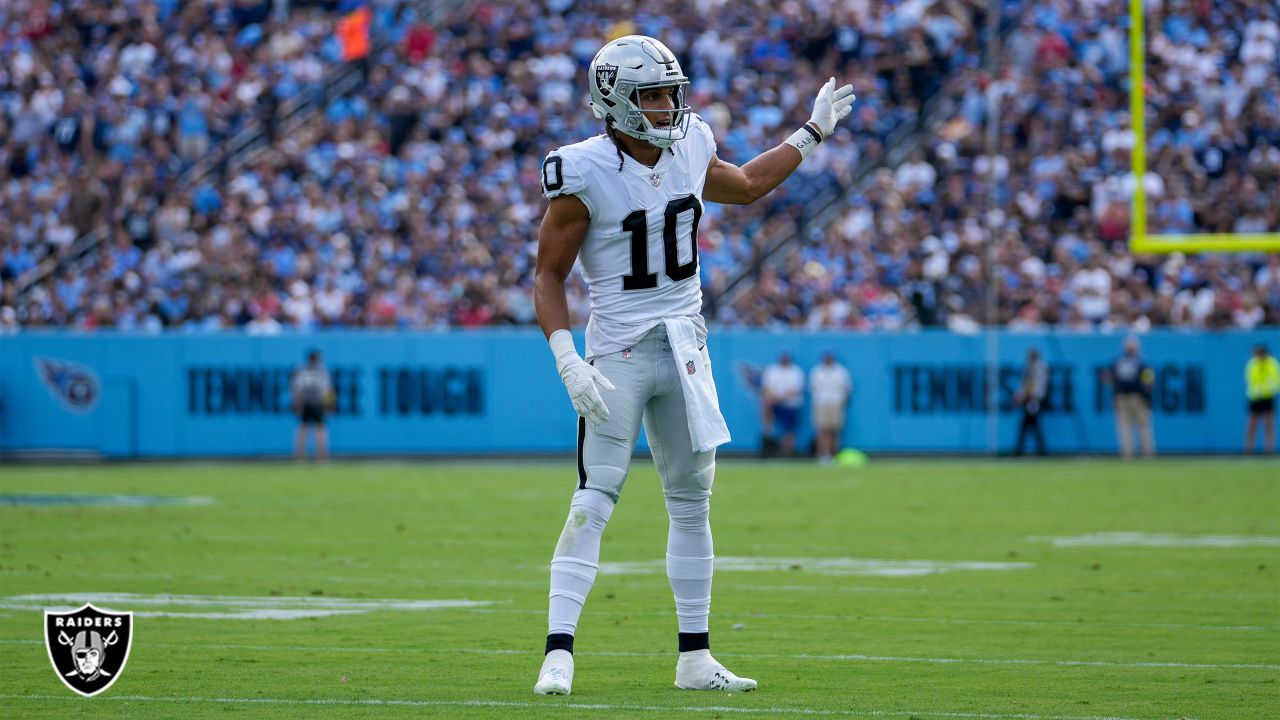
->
xmin=545 ymin=633 xmax=574 ymax=655
xmin=678 ymin=631 xmax=710 ymax=653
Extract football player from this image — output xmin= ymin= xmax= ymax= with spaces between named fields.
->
xmin=533 ymin=35 xmax=855 ymax=695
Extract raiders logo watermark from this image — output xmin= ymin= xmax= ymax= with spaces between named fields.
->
xmin=45 ymin=604 xmax=133 ymax=697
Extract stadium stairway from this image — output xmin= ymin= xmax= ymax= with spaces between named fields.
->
xmin=14 ymin=0 xmax=466 ymax=306
xmin=707 ymin=85 xmax=956 ymax=317
xmin=707 ymin=8 xmax=1019 ymax=319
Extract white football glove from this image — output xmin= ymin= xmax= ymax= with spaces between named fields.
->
xmin=549 ymin=329 xmax=614 ymax=426
xmin=786 ymin=77 xmax=856 ymax=159
xmin=810 ymin=76 xmax=856 ymax=138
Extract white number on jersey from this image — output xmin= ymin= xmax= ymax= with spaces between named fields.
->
xmin=542 ymin=155 xmax=564 ymax=193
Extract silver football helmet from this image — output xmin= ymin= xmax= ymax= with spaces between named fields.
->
xmin=588 ymin=35 xmax=691 ymax=148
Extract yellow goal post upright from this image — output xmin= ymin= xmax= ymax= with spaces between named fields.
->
xmin=1127 ymin=0 xmax=1280 ymax=253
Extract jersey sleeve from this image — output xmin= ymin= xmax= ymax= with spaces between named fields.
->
xmin=541 ymin=149 xmax=587 ymax=200
xmin=689 ymin=113 xmax=718 ymax=166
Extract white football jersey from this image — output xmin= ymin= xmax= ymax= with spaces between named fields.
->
xmin=542 ymin=114 xmax=716 ymax=358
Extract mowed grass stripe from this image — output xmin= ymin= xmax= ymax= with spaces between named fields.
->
xmin=2 ymin=569 xmax=1275 ymax=602
xmin=2 ymin=600 xmax=1274 ymax=631
xmin=1 ymin=639 xmax=1273 ymax=670
xmin=0 ymin=693 xmax=1154 ymax=720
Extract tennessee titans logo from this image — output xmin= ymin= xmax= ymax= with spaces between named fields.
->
xmin=734 ymin=361 xmax=763 ymax=397
xmin=595 ymin=63 xmax=618 ymax=96
xmin=34 ymin=357 xmax=100 ymax=413
xmin=686 ymin=361 xmax=697 ymax=375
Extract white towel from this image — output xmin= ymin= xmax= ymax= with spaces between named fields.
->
xmin=663 ymin=317 xmax=731 ymax=453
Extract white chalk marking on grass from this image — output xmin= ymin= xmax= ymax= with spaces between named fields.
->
xmin=626 ymin=581 xmax=1280 ymax=601
xmin=0 ymin=593 xmax=491 ymax=620
xmin=600 ymin=556 xmax=1032 ymax=577
xmin=1032 ymin=532 xmax=1280 ymax=548
xmin=0 ymin=604 xmax=369 ymax=620
xmin=3 ymin=640 xmax=1271 ymax=671
xmin=0 ymin=493 xmax=216 ymax=507
xmin=466 ymin=607 xmax=1274 ymax=632
xmin=0 ymin=694 xmax=1156 ymax=720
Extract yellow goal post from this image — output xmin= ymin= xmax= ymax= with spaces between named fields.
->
xmin=1127 ymin=0 xmax=1280 ymax=253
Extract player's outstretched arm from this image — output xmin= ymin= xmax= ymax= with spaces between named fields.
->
xmin=704 ymin=77 xmax=854 ymax=205
xmin=534 ymin=194 xmax=614 ymax=426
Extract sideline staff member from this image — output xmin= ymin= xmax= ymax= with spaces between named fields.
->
xmin=1107 ymin=336 xmax=1155 ymax=458
xmin=291 ymin=349 xmax=333 ymax=460
xmin=1244 ymin=344 xmax=1279 ymax=454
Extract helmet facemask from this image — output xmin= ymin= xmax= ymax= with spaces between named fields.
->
xmin=612 ymin=80 xmax=691 ymax=149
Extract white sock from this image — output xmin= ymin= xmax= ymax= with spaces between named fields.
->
xmin=665 ymin=496 xmax=713 ymax=634
xmin=547 ymin=488 xmax=615 ymax=637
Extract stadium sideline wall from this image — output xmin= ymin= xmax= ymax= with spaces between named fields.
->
xmin=2 ymin=330 xmax=1276 ymax=458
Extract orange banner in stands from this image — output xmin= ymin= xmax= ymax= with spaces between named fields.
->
xmin=337 ymin=5 xmax=371 ymax=62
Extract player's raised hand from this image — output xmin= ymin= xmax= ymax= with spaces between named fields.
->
xmin=807 ymin=77 xmax=856 ymax=139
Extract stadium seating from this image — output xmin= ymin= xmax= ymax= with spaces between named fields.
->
xmin=1 ymin=0 xmax=1276 ymax=332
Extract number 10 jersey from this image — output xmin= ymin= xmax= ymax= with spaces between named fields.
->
xmin=542 ymin=114 xmax=717 ymax=358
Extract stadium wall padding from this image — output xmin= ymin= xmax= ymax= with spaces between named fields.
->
xmin=2 ymin=329 xmax=1277 ymax=457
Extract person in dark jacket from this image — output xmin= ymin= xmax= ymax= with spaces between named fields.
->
xmin=1105 ymin=336 xmax=1155 ymax=457
xmin=1013 ymin=348 xmax=1048 ymax=456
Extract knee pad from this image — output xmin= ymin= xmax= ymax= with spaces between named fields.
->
xmin=662 ymin=451 xmax=715 ymax=503
xmin=569 ymin=488 xmax=615 ymax=532
xmin=583 ymin=433 xmax=632 ymax=501
xmin=690 ymin=453 xmax=715 ymax=491
xmin=665 ymin=496 xmax=709 ymax=533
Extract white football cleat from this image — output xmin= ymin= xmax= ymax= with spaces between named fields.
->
xmin=534 ymin=649 xmax=574 ymax=695
xmin=674 ymin=649 xmax=757 ymax=691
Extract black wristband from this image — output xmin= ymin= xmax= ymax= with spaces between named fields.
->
xmin=801 ymin=122 xmax=823 ymax=145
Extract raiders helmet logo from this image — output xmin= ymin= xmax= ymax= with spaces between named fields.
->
xmin=595 ymin=63 xmax=618 ymax=96
xmin=45 ymin=604 xmax=133 ymax=697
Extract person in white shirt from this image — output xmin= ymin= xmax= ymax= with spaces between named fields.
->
xmin=808 ymin=350 xmax=853 ymax=463
xmin=532 ymin=35 xmax=855 ymax=696
xmin=762 ymin=349 xmax=806 ymax=457
xmin=1070 ymin=256 xmax=1111 ymax=325
xmin=244 ymin=308 xmax=283 ymax=336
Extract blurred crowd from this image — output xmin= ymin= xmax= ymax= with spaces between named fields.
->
xmin=1 ymin=0 xmax=1277 ymax=333
xmin=724 ymin=0 xmax=1280 ymax=331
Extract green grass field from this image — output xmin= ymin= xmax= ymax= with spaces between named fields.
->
xmin=1 ymin=458 xmax=1277 ymax=719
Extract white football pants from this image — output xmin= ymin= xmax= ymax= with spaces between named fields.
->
xmin=547 ymin=324 xmax=717 ymax=641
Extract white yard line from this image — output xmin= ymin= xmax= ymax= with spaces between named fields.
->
xmin=600 ymin=557 xmax=1033 ymax=578
xmin=467 ymin=608 xmax=1276 ymax=632
xmin=0 ymin=693 xmax=1160 ymax=720
xmin=2 ymin=569 xmax=1274 ymax=603
xmin=1 ymin=639 xmax=1273 ymax=670
xmin=1031 ymin=533 xmax=1280 ymax=548
xmin=0 ymin=593 xmax=493 ymax=621
xmin=0 ymin=589 xmax=1272 ymax=630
